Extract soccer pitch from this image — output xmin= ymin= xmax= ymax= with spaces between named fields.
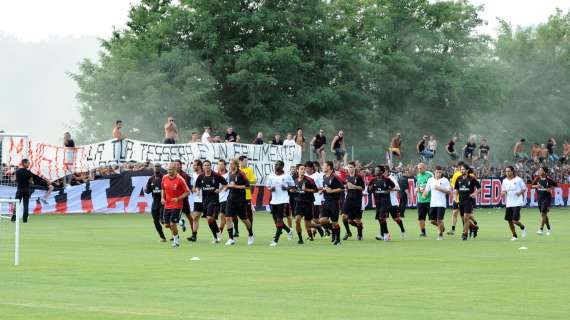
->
xmin=1 ymin=209 xmax=569 ymax=320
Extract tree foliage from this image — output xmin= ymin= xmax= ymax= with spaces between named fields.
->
xmin=72 ymin=0 xmax=570 ymax=163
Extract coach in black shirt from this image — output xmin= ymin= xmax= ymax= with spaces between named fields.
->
xmin=12 ymin=159 xmax=45 ymax=223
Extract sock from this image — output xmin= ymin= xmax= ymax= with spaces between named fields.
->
xmin=282 ymin=224 xmax=291 ymax=233
xmin=247 ymin=227 xmax=253 ymax=237
xmin=316 ymin=225 xmax=324 ymax=236
xmin=452 ymin=225 xmax=456 ymax=231
xmin=275 ymin=225 xmax=283 ymax=242
xmin=357 ymin=224 xmax=363 ymax=237
xmin=546 ymin=218 xmax=551 ymax=230
xmin=520 ymin=225 xmax=525 ymax=230
xmin=234 ymin=220 xmax=239 ymax=234
xmin=227 ymin=227 xmax=234 ymax=240
xmin=192 ymin=231 xmax=197 ymax=237
xmin=208 ymin=221 xmax=218 ymax=237
xmin=421 ymin=228 xmax=426 ymax=235
xmin=298 ymin=232 xmax=303 ymax=240
xmin=396 ymin=219 xmax=405 ymax=232
xmin=471 ymin=218 xmax=478 ymax=226
xmin=343 ymin=220 xmax=351 ymax=234
xmin=335 ymin=225 xmax=341 ymax=241
xmin=381 ymin=221 xmax=389 ymax=237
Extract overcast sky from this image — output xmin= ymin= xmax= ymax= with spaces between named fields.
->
xmin=1 ymin=0 xmax=569 ymax=143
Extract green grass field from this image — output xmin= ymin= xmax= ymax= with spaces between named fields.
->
xmin=1 ymin=208 xmax=569 ymax=320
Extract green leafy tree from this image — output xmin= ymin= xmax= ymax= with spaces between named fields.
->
xmin=467 ymin=9 xmax=570 ymax=160
xmin=71 ymin=0 xmax=224 ymax=143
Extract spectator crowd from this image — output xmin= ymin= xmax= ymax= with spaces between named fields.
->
xmin=2 ymin=118 xmax=570 ymax=189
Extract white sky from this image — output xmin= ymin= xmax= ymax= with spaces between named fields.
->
xmin=1 ymin=0 xmax=569 ymax=41
xmin=0 ymin=0 xmax=138 ymax=42
xmin=468 ymin=0 xmax=570 ymax=34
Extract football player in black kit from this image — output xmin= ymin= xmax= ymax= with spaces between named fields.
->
xmin=194 ymin=160 xmax=227 ymax=243
xmin=144 ymin=163 xmax=167 ymax=242
xmin=290 ymin=163 xmax=318 ymax=244
xmin=368 ymin=165 xmax=396 ymax=241
xmin=531 ymin=167 xmax=557 ymax=236
xmin=398 ymin=168 xmax=412 ymax=218
xmin=341 ymin=162 xmax=365 ymax=240
xmin=285 ymin=165 xmax=298 ymax=230
xmin=223 ymin=159 xmax=255 ymax=246
xmin=320 ymin=161 xmax=344 ymax=246
xmin=454 ymin=164 xmax=480 ymax=241
xmin=304 ymin=161 xmax=325 ymax=239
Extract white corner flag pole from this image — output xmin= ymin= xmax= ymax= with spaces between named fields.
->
xmin=15 ymin=201 xmax=21 ymax=266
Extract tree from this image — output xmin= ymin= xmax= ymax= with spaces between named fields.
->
xmin=73 ymin=0 xmax=518 ymax=165
xmin=466 ymin=9 xmax=570 ymax=160
xmin=71 ymin=0 xmax=224 ymax=143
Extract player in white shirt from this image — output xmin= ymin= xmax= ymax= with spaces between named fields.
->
xmin=216 ymin=159 xmax=230 ymax=237
xmin=188 ymin=159 xmax=204 ymax=242
xmin=423 ymin=166 xmax=452 ymax=240
xmin=266 ymin=160 xmax=295 ymax=246
xmin=387 ymin=171 xmax=406 ymax=239
xmin=501 ymin=165 xmax=527 ymax=241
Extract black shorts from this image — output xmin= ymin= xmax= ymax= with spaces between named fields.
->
xmin=182 ymin=199 xmax=191 ymax=214
xmin=193 ymin=202 xmax=204 ymax=213
xmin=270 ymin=204 xmax=287 ymax=220
xmin=151 ymin=203 xmax=164 ymax=223
xmin=226 ymin=201 xmax=247 ymax=220
xmin=417 ymin=202 xmax=430 ymax=220
xmin=342 ymin=199 xmax=362 ymax=220
xmin=537 ymin=197 xmax=551 ymax=214
xmin=205 ymin=201 xmax=220 ymax=218
xmin=459 ymin=198 xmax=475 ymax=216
xmin=163 ymin=208 xmax=181 ymax=224
xmin=288 ymin=200 xmax=296 ymax=216
xmin=243 ymin=200 xmax=253 ymax=220
xmin=294 ymin=202 xmax=313 ymax=220
xmin=429 ymin=207 xmax=446 ymax=221
xmin=505 ymin=207 xmax=522 ymax=221
xmin=284 ymin=203 xmax=293 ymax=217
xmin=322 ymin=201 xmax=340 ymax=222
xmin=219 ymin=201 xmax=227 ymax=215
xmin=313 ymin=205 xmax=322 ymax=219
xmin=388 ymin=206 xmax=400 ymax=220
xmin=163 ymin=138 xmax=176 ymax=144
xmin=375 ymin=204 xmax=389 ymax=220
xmin=452 ymin=201 xmax=459 ymax=210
